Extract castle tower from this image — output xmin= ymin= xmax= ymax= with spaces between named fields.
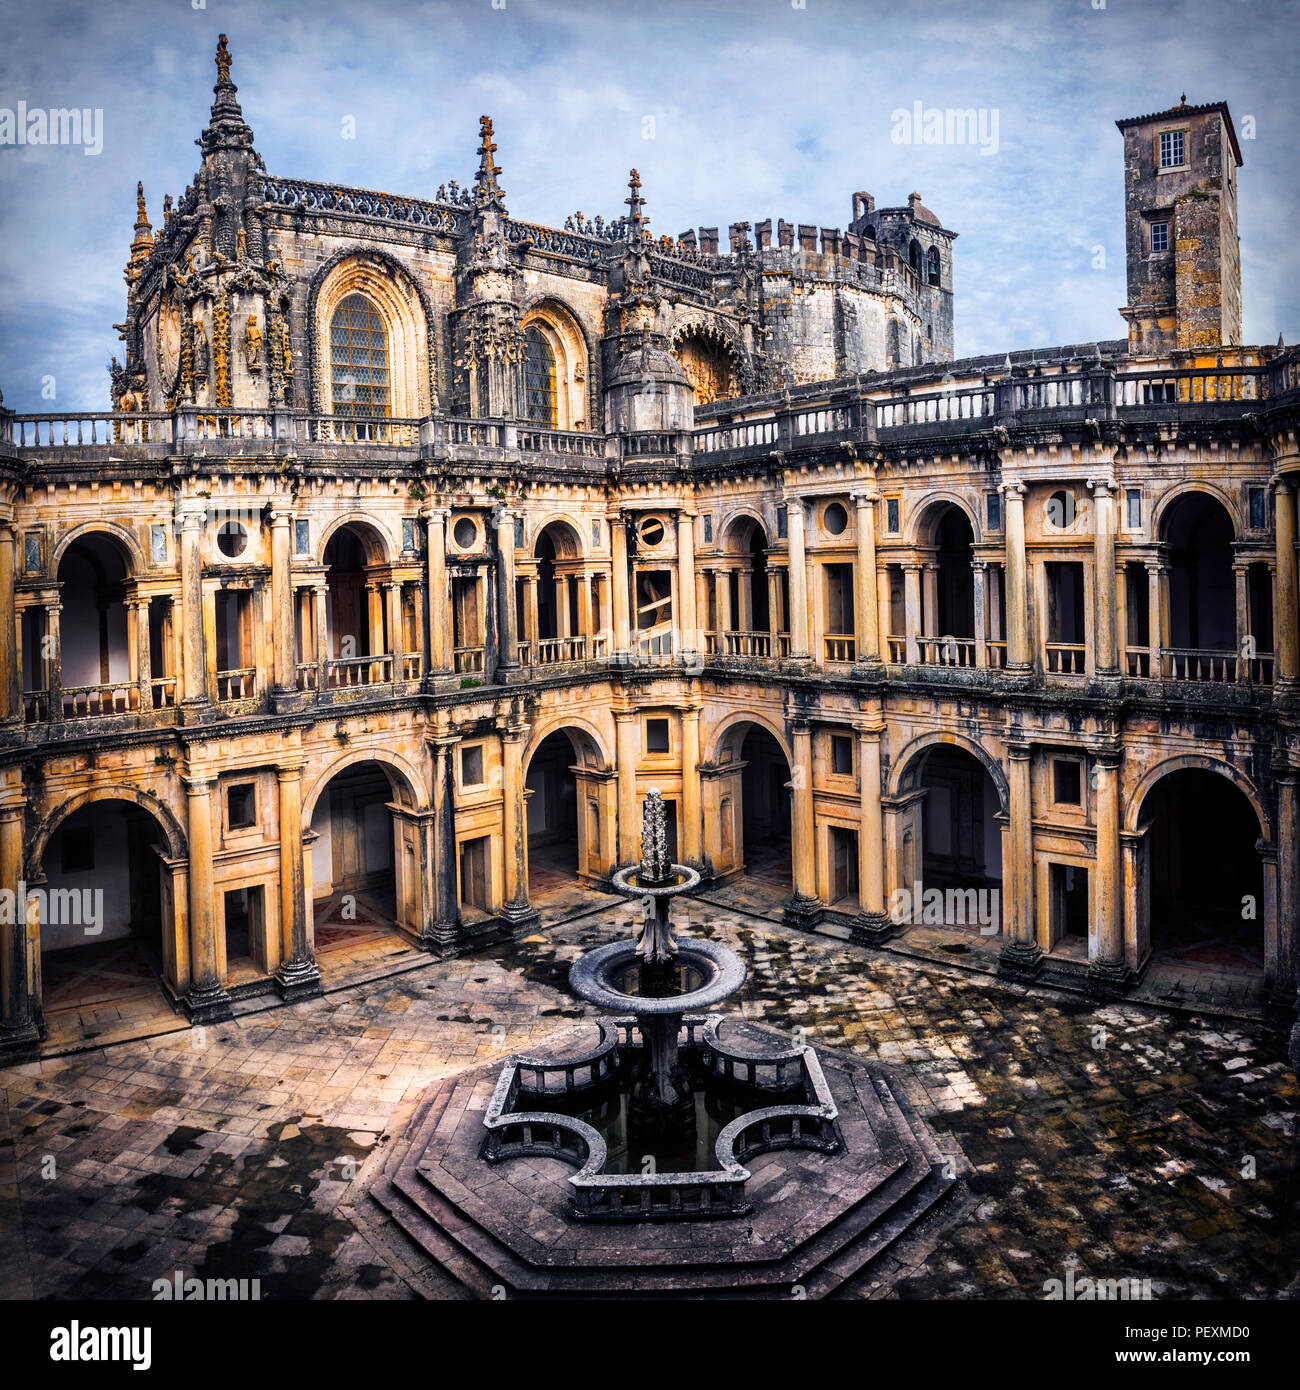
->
xmin=1116 ymin=97 xmax=1242 ymax=353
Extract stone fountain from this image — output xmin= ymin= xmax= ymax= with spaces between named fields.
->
xmin=372 ymin=791 xmax=968 ymax=1297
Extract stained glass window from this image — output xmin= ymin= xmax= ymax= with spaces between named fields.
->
xmin=524 ymin=328 xmax=556 ymax=426
xmin=330 ymin=293 xmax=389 ymax=418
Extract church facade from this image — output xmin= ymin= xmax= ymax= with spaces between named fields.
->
xmin=1 ymin=38 xmax=1297 ymax=1060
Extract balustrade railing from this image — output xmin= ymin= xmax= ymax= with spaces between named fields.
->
xmin=9 ymin=412 xmax=174 ymax=448
xmin=1045 ymin=642 xmax=1086 ymax=675
xmin=298 ymin=414 xmax=418 ymax=445
xmin=515 ymin=427 xmax=605 ymax=458
xmin=719 ymin=630 xmax=773 ymax=658
xmin=1160 ymin=647 xmax=1272 ymax=684
xmin=327 ymin=655 xmax=393 ymax=687
xmin=886 ymin=635 xmax=907 ymax=663
xmin=917 ymin=636 xmax=976 ymax=667
xmin=216 ymin=668 xmax=257 ymax=701
xmin=149 ymin=677 xmax=177 ymax=709
xmin=453 ymin=645 xmax=485 ymax=674
xmin=823 ymin=635 xmax=856 ymax=663
xmin=985 ymin=640 xmax=1007 ymax=669
xmin=399 ymin=653 xmax=423 ymax=681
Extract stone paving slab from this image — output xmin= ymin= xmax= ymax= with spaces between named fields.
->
xmin=1 ymin=892 xmax=1296 ymax=1301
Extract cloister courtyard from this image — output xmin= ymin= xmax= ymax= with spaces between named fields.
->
xmin=2 ymin=870 xmax=1296 ymax=1302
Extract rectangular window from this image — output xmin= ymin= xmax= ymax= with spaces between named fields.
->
xmin=401 ymin=518 xmax=421 ymax=554
xmin=886 ymin=498 xmax=900 ymax=534
xmin=1158 ymin=129 xmax=1185 ymax=168
xmin=646 ymin=718 xmax=671 ymax=754
xmin=514 ymin=516 xmax=525 ymax=549
xmin=150 ymin=524 xmax=168 ymax=564
xmin=294 ymin=519 xmax=310 ymax=555
xmin=1126 ymin=489 xmax=1142 ymax=529
xmin=702 ymin=515 xmax=713 ymax=544
xmin=591 ymin=518 xmax=603 ymax=548
xmin=460 ymin=744 xmax=484 ymax=788
xmin=227 ymin=782 xmax=257 ymax=830
xmin=986 ymin=492 xmax=1002 ymax=531
xmin=830 ymin=734 xmax=854 ymax=777
xmin=1248 ymin=487 xmax=1268 ymax=530
xmin=1150 ymin=221 xmax=1169 ymax=254
xmin=1052 ymin=759 xmax=1082 ymax=805
xmin=24 ymin=535 xmax=40 ymax=572
xmin=776 ymin=506 xmax=788 ymax=540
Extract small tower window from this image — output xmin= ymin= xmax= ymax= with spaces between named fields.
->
xmin=926 ymin=246 xmax=941 ymax=286
xmin=524 ymin=328 xmax=557 ymax=425
xmin=330 ymin=293 xmax=389 ymax=418
xmin=1150 ymin=221 xmax=1169 ymax=254
xmin=1158 ymin=129 xmax=1185 ymax=168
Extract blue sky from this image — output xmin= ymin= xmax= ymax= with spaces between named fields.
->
xmin=1 ymin=0 xmax=1297 ymax=412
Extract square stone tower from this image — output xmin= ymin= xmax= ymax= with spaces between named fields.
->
xmin=1116 ymin=98 xmax=1242 ymax=353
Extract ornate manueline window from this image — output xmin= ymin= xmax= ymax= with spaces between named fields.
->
xmin=330 ymin=293 xmax=389 ymax=418
xmin=524 ymin=328 xmax=557 ymax=425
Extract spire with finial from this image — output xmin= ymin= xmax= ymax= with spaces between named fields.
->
xmin=198 ymin=33 xmax=255 ymax=155
xmin=473 ymin=115 xmax=505 ymax=208
xmin=126 ymin=182 xmax=154 ymax=289
xmin=625 ymin=168 xmax=648 ymax=240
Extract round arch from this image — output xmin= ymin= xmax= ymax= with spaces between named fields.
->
xmin=309 ymin=250 xmax=436 ymax=418
xmin=1125 ymin=754 xmax=1271 ymax=843
xmin=670 ymin=320 xmax=743 ymax=405
xmin=26 ymin=785 xmax=187 ymax=871
xmin=889 ymin=731 xmax=1010 ymax=814
xmin=317 ymin=514 xmax=394 ymax=567
xmin=520 ymin=297 xmax=593 ymax=430
xmin=908 ymin=493 xmax=981 ymax=547
xmin=719 ymin=509 xmax=769 ymax=553
xmin=49 ymin=522 xmax=144 ymax=579
xmin=705 ymin=709 xmax=794 ymax=767
xmin=523 ymin=716 xmax=611 ymax=775
xmin=302 ymin=748 xmax=427 ymax=822
xmin=1153 ymin=483 xmax=1242 ymax=542
xmin=530 ymin=515 xmax=587 ymax=561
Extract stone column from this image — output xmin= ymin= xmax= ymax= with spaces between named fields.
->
xmin=270 ymin=501 xmax=297 ymax=701
xmin=972 ymin=561 xmax=988 ymax=668
xmin=313 ymin=585 xmax=328 ymax=692
xmin=0 ymin=795 xmax=38 ymax=1049
xmin=275 ymin=764 xmax=321 ymax=1000
xmin=998 ymin=740 xmax=1041 ymax=979
xmin=179 ymin=502 xmax=209 ymax=711
xmin=1233 ymin=564 xmax=1250 ymax=682
xmin=184 ymin=775 xmax=232 ymax=1022
xmin=615 ymin=708 xmax=640 ymax=864
xmin=680 ymin=703 xmax=702 ymax=865
xmin=902 ymin=564 xmax=922 ymax=664
xmin=423 ymin=506 xmax=451 ymax=679
xmin=851 ymin=490 xmax=880 ymax=665
xmin=387 ymin=582 xmax=405 ymax=679
xmin=1002 ymin=482 xmax=1031 ymax=671
xmin=426 ymin=737 xmax=461 ymax=952
xmin=1270 ymin=769 xmax=1296 ymax=1004
xmin=676 ymin=510 xmax=697 ymax=657
xmin=786 ymin=500 xmax=810 ymax=660
xmin=495 ymin=508 xmax=519 ymax=674
xmin=610 ymin=511 xmax=631 ymax=659
xmin=852 ymin=724 xmax=890 ymax=943
xmin=716 ymin=566 xmax=733 ymax=639
xmin=46 ymin=603 xmax=63 ymax=722
xmin=0 ymin=520 xmax=17 ymax=725
xmin=786 ymin=720 xmax=820 ymax=925
xmin=1091 ymin=480 xmax=1118 ymax=674
xmin=128 ymin=597 xmax=151 ymax=713
xmin=1146 ymin=560 xmax=1165 ymax=678
xmin=922 ymin=563 xmax=939 ymax=645
xmin=522 ymin=573 xmax=539 ymax=662
xmin=500 ymin=725 xmax=538 ymax=930
xmin=877 ymin=567 xmax=893 ymax=661
xmin=1087 ymin=748 xmax=1127 ymax=996
xmin=1275 ymin=479 xmax=1298 ymax=684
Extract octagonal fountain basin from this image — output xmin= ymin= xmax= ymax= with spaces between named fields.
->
xmin=610 ymin=862 xmax=701 ymax=899
xmin=568 ymin=937 xmax=746 ymax=1013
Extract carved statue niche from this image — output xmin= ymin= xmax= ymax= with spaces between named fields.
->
xmin=243 ymin=313 xmax=263 ymax=372
xmin=192 ymin=321 xmax=210 ymax=379
xmin=278 ymin=320 xmax=294 ymax=381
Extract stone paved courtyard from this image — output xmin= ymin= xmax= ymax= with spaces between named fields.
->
xmin=2 ymin=890 xmax=1297 ymax=1301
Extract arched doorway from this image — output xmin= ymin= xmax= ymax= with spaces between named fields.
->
xmin=893 ymin=742 xmax=1004 ymax=934
xmin=916 ymin=502 xmax=975 ymax=663
xmin=524 ymin=727 xmax=611 ymax=895
xmin=707 ymin=722 xmax=793 ymax=891
xmin=715 ymin=516 xmax=774 ymax=655
xmin=1161 ymin=493 xmax=1235 ymax=655
xmin=528 ymin=520 xmax=591 ymax=664
xmin=1138 ymin=768 xmax=1264 ymax=975
xmin=322 ymin=522 xmax=390 ymax=686
xmin=36 ymin=799 xmax=173 ymax=1023
xmin=308 ymin=759 xmax=420 ymax=949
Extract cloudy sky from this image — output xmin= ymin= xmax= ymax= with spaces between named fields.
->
xmin=1 ymin=0 xmax=1297 ymax=412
